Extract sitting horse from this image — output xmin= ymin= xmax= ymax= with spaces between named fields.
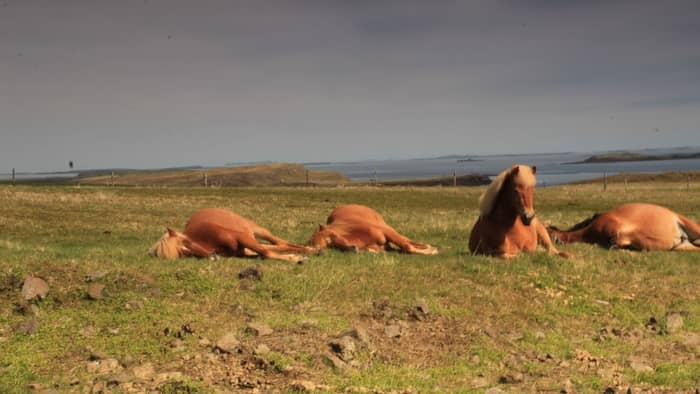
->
xmin=547 ymin=203 xmax=700 ymax=251
xmin=469 ymin=164 xmax=570 ymax=259
xmin=149 ymin=208 xmax=312 ymax=263
xmin=308 ymin=204 xmax=438 ymax=254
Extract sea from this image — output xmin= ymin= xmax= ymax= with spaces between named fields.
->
xmin=305 ymin=152 xmax=700 ymax=186
xmin=5 ymin=150 xmax=700 ymax=185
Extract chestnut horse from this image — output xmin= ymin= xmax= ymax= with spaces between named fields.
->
xmin=308 ymin=204 xmax=438 ymax=254
xmin=547 ymin=203 xmax=700 ymax=251
xmin=149 ymin=208 xmax=312 ymax=263
xmin=469 ymin=165 xmax=570 ymax=259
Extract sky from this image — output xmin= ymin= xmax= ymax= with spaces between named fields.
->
xmin=1 ymin=0 xmax=699 ymax=172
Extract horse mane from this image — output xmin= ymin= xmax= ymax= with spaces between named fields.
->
xmin=478 ymin=165 xmax=535 ymax=216
xmin=148 ymin=233 xmax=181 ymax=259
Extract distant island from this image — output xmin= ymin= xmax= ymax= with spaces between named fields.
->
xmin=566 ymin=151 xmax=700 ymax=164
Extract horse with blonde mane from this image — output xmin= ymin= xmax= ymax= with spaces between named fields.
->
xmin=547 ymin=203 xmax=700 ymax=251
xmin=308 ymin=204 xmax=438 ymax=255
xmin=149 ymin=208 xmax=312 ymax=263
xmin=469 ymin=165 xmax=570 ymax=259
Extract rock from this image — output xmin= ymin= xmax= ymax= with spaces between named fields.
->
xmin=215 ymin=333 xmax=240 ymax=354
xmin=87 ymin=284 xmax=105 ymax=300
xmin=246 ymin=322 xmax=273 ymax=336
xmin=300 ymin=319 xmax=318 ymax=329
xmin=666 ymin=312 xmax=684 ymax=333
xmin=629 ymin=358 xmax=654 ymax=373
xmin=85 ymin=271 xmax=107 ymax=282
xmin=384 ymin=324 xmax=402 ymax=338
xmin=89 ymin=351 xmax=108 ymax=361
xmin=290 ymin=380 xmax=316 ymax=392
xmin=484 ymin=388 xmax=506 ymax=394
xmin=561 ymin=378 xmax=574 ymax=393
xmin=16 ymin=317 xmax=39 ymax=335
xmin=322 ymin=352 xmax=348 ymax=370
xmin=170 ymin=338 xmax=185 ymax=352
xmin=471 ymin=376 xmax=489 ymax=388
xmin=254 ymin=344 xmax=271 ymax=356
xmin=238 ymin=279 xmax=254 ymax=291
xmin=27 ymin=383 xmax=42 ymax=390
xmin=535 ymin=331 xmax=546 ymax=340
xmin=238 ymin=266 xmax=263 ymax=281
xmin=99 ymin=358 xmax=123 ymax=374
xmin=499 ymin=372 xmax=524 ymax=383
xmin=132 ymin=362 xmax=155 ymax=381
xmin=21 ymin=276 xmax=49 ymax=301
xmin=411 ymin=299 xmax=430 ymax=321
xmin=153 ymin=371 xmax=183 ymax=385
xmin=329 ymin=336 xmax=356 ymax=361
xmin=198 ymin=338 xmax=212 ymax=347
xmin=124 ymin=300 xmax=144 ymax=310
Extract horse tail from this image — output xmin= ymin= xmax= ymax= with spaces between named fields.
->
xmin=678 ymin=214 xmax=700 ymax=244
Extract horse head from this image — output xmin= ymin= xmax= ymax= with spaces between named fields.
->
xmin=480 ymin=164 xmax=537 ymax=226
xmin=148 ymin=228 xmax=194 ymax=259
xmin=308 ymin=224 xmax=334 ymax=250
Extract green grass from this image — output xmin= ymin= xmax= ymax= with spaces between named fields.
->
xmin=0 ymin=183 xmax=698 ymax=392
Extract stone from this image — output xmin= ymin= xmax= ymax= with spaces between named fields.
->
xmin=629 ymin=358 xmax=654 ymax=373
xmin=322 ymin=352 xmax=348 ymax=370
xmin=16 ymin=317 xmax=39 ymax=335
xmin=21 ymin=276 xmax=49 ymax=301
xmin=329 ymin=336 xmax=356 ymax=361
xmin=384 ymin=324 xmax=402 ymax=338
xmin=290 ymin=380 xmax=316 ymax=392
xmin=499 ymin=372 xmax=524 ymax=383
xmin=484 ymin=388 xmax=506 ymax=394
xmin=238 ymin=266 xmax=263 ymax=281
xmin=215 ymin=333 xmax=240 ymax=354
xmin=666 ymin=312 xmax=684 ymax=333
xmin=85 ymin=271 xmax=107 ymax=282
xmin=254 ymin=344 xmax=271 ymax=355
xmin=87 ymin=284 xmax=105 ymax=300
xmin=246 ymin=322 xmax=273 ymax=336
xmin=132 ymin=362 xmax=155 ymax=381
xmin=471 ymin=377 xmax=489 ymax=388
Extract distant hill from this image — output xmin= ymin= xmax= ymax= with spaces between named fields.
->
xmin=366 ymin=174 xmax=491 ymax=187
xmin=567 ymin=151 xmax=700 ymax=164
xmin=575 ymin=170 xmax=700 ymax=184
xmin=76 ymin=163 xmax=349 ymax=186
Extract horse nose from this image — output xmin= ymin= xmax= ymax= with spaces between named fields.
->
xmin=521 ymin=212 xmax=535 ymax=226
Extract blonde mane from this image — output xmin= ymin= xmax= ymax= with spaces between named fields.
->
xmin=148 ymin=233 xmax=181 ymax=259
xmin=478 ymin=165 xmax=535 ymax=216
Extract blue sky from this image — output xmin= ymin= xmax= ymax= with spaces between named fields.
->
xmin=1 ymin=0 xmax=699 ymax=172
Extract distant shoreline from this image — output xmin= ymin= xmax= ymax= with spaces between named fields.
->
xmin=565 ymin=151 xmax=700 ymax=164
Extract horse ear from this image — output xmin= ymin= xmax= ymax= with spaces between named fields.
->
xmin=318 ymin=224 xmax=326 ymax=231
xmin=167 ymin=227 xmax=178 ymax=237
xmin=511 ymin=166 xmax=520 ymax=176
xmin=531 ymin=166 xmax=537 ymax=174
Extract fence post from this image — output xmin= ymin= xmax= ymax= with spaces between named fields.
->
xmin=111 ymin=171 xmax=114 ymax=187
xmin=624 ymin=176 xmax=628 ymax=192
xmin=453 ymin=169 xmax=457 ymax=187
xmin=603 ymin=172 xmax=607 ymax=191
xmin=306 ymin=169 xmax=309 ymax=187
xmin=203 ymin=173 xmax=208 ymax=187
xmin=11 ymin=168 xmax=15 ymax=185
xmin=688 ymin=175 xmax=691 ymax=192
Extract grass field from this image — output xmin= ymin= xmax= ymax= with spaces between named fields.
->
xmin=0 ymin=181 xmax=698 ymax=393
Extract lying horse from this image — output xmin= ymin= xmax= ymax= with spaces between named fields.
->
xmin=547 ymin=203 xmax=700 ymax=251
xmin=308 ymin=204 xmax=438 ymax=254
xmin=469 ymin=164 xmax=570 ymax=259
xmin=149 ymin=208 xmax=312 ymax=263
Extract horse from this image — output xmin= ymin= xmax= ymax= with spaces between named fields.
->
xmin=308 ymin=204 xmax=438 ymax=255
xmin=468 ymin=164 xmax=571 ymax=259
xmin=149 ymin=208 xmax=312 ymax=263
xmin=547 ymin=203 xmax=700 ymax=251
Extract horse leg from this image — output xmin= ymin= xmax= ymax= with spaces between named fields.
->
xmin=381 ymin=226 xmax=438 ymax=255
xmin=671 ymin=241 xmax=700 ymax=251
xmin=535 ymin=219 xmax=573 ymax=258
xmin=253 ymin=227 xmax=313 ymax=253
xmin=236 ymin=232 xmax=306 ymax=263
xmin=328 ymin=233 xmax=361 ymax=253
